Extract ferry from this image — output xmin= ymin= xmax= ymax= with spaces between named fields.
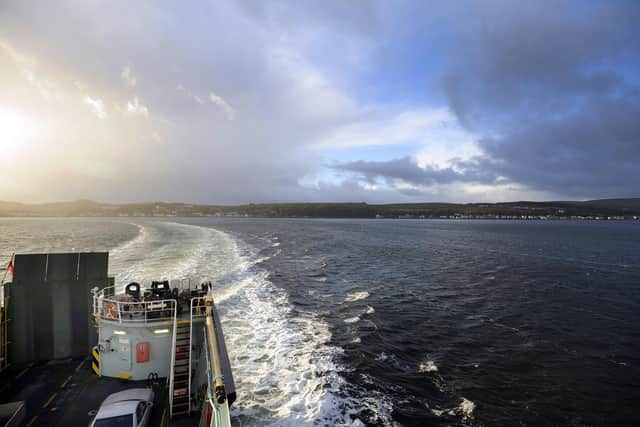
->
xmin=0 ymin=252 xmax=234 ymax=427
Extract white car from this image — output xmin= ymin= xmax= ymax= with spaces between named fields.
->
xmin=90 ymin=388 xmax=154 ymax=427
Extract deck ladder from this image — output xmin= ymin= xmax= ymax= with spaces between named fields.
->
xmin=169 ymin=318 xmax=192 ymax=417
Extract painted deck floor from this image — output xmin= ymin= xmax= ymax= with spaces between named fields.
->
xmin=0 ymin=358 xmax=199 ymax=426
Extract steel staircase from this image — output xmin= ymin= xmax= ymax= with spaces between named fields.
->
xmin=169 ymin=319 xmax=192 ymax=417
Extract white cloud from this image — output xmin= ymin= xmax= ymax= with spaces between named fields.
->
xmin=316 ymin=107 xmax=470 ymax=148
xmin=209 ymin=92 xmax=235 ymax=120
xmin=0 ymin=39 xmax=36 ymax=70
xmin=126 ymin=96 xmax=149 ymax=117
xmin=1 ymin=1 xmax=555 ymax=204
xmin=74 ymin=80 xmax=88 ymax=90
xmin=1 ymin=40 xmax=62 ymax=102
xmin=264 ymin=46 xmax=356 ymax=122
xmin=312 ymin=107 xmax=481 ymax=173
xmin=121 ymin=65 xmax=136 ymax=87
xmin=177 ymin=83 xmax=207 ymax=105
xmin=83 ymin=95 xmax=107 ymax=119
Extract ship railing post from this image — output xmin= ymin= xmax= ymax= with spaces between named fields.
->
xmin=169 ymin=298 xmax=178 ymax=417
xmin=92 ymin=291 xmax=96 ymax=317
xmin=91 ymin=287 xmax=101 ymax=318
xmin=188 ymin=298 xmax=194 ymax=414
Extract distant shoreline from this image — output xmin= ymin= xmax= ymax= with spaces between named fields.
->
xmin=1 ymin=198 xmax=640 ymax=220
xmin=1 ymin=215 xmax=639 ymax=222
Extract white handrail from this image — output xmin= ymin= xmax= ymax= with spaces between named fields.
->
xmin=189 ymin=299 xmax=194 ymax=415
xmin=92 ymin=285 xmax=177 ymax=324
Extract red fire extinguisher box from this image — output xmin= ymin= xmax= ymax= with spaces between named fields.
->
xmin=136 ymin=342 xmax=150 ymax=363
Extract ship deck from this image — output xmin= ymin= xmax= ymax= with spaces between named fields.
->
xmin=0 ymin=357 xmax=199 ymax=426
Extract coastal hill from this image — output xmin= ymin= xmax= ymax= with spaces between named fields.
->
xmin=1 ymin=198 xmax=639 ymax=219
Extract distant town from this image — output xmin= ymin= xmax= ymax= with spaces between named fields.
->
xmin=1 ymin=198 xmax=639 ymax=220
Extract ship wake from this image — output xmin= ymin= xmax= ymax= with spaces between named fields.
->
xmin=109 ymin=221 xmax=372 ymax=426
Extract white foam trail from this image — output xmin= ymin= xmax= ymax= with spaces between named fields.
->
xmin=109 ymin=223 xmax=145 ymax=255
xmin=109 ymin=221 xmax=244 ymax=290
xmin=458 ymin=398 xmax=475 ymax=421
xmin=218 ymin=234 xmax=389 ymax=426
xmin=375 ymin=352 xmax=390 ymax=362
xmin=374 ymin=352 xmax=403 ymax=371
xmin=345 ymin=291 xmax=369 ymax=302
xmin=344 ymin=316 xmax=360 ymax=324
xmin=430 ymin=397 xmax=475 ymax=422
xmin=419 ymin=360 xmax=438 ymax=373
xmin=107 ymin=220 xmax=386 ymax=426
xmin=253 ymin=255 xmax=272 ymax=264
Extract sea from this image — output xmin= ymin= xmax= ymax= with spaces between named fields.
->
xmin=1 ymin=217 xmax=639 ymax=426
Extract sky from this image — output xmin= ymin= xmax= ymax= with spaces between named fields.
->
xmin=0 ymin=0 xmax=639 ymax=204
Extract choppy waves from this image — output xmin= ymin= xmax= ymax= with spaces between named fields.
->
xmin=345 ymin=291 xmax=369 ymax=302
xmin=419 ymin=360 xmax=438 ymax=373
xmin=430 ymin=398 xmax=475 ymax=422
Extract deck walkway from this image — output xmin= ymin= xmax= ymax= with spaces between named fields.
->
xmin=0 ymin=358 xmax=199 ymax=426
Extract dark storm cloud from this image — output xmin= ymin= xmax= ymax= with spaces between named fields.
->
xmin=441 ymin=0 xmax=640 ymax=197
xmin=477 ymin=97 xmax=640 ymax=196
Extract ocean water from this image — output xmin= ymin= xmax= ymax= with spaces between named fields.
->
xmin=1 ymin=218 xmax=639 ymax=426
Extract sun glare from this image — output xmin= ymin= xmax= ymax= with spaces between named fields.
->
xmin=0 ymin=110 xmax=33 ymax=147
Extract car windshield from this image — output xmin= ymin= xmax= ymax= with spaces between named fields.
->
xmin=94 ymin=414 xmax=134 ymax=427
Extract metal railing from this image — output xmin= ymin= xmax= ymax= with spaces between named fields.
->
xmin=92 ymin=286 xmax=177 ymax=324
xmin=190 ymin=296 xmax=207 ymax=319
xmin=168 ymin=296 xmax=207 ymax=417
xmin=169 ymin=306 xmax=178 ymax=416
xmin=202 ymin=296 xmax=231 ymax=427
xmin=188 ymin=296 xmax=207 ymax=414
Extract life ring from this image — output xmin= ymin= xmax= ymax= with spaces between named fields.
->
xmin=103 ymin=302 xmax=118 ymax=320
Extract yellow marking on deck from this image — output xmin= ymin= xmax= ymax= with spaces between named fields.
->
xmin=15 ymin=363 xmax=33 ymax=379
xmin=116 ymin=372 xmax=132 ymax=380
xmin=42 ymin=392 xmax=57 ymax=408
xmin=26 ymin=415 xmax=38 ymax=427
xmin=160 ymin=407 xmax=167 ymax=427
xmin=75 ymin=360 xmax=85 ymax=372
xmin=50 ymin=407 xmax=58 ymax=412
xmin=15 ymin=368 xmax=29 ymax=379
xmin=60 ymin=375 xmax=72 ymax=389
